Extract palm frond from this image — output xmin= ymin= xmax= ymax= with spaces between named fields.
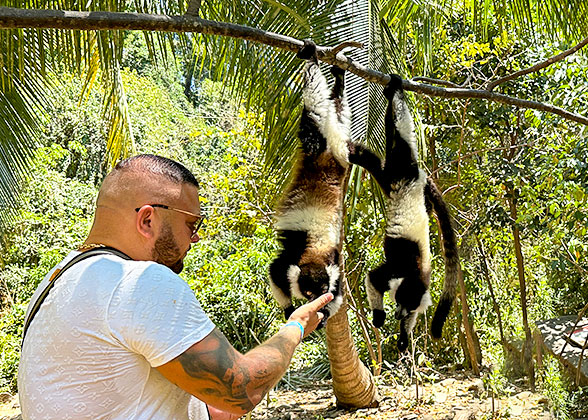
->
xmin=0 ymin=28 xmax=52 ymax=230
xmin=102 ymin=61 xmax=136 ymax=167
xmin=195 ymin=0 xmax=353 ymax=194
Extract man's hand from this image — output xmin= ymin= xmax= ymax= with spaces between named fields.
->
xmin=287 ymin=292 xmax=334 ymax=339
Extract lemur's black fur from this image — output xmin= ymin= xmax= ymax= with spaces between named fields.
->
xmin=268 ymin=40 xmax=350 ymax=325
xmin=348 ymin=75 xmax=459 ymax=351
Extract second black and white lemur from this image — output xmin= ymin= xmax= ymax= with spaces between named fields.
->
xmin=268 ymin=40 xmax=349 ymax=324
xmin=349 ymin=75 xmax=459 ymax=351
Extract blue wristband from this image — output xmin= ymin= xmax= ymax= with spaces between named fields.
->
xmin=283 ymin=321 xmax=305 ymax=343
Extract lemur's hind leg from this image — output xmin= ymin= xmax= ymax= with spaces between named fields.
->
xmin=383 ymin=74 xmax=420 ymax=182
xmin=297 ymin=39 xmax=318 ymax=62
xmin=330 ymin=66 xmax=345 ymax=94
xmin=296 ymin=40 xmax=332 ymax=157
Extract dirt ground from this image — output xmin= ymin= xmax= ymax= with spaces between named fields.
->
xmin=249 ymin=373 xmax=553 ymax=420
xmin=1 ymin=371 xmax=554 ymax=420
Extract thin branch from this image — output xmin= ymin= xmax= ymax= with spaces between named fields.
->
xmin=577 ymin=333 xmax=588 ymax=386
xmin=412 ymin=76 xmax=461 ymax=88
xmin=1 ymin=7 xmax=587 ymax=126
xmin=442 ymin=185 xmax=460 ymax=196
xmin=430 ymin=143 xmax=534 ymax=177
xmin=456 ymin=100 xmax=469 ymax=187
xmin=560 ymin=302 xmax=588 ymax=360
xmin=560 ymin=239 xmax=588 ymax=276
xmin=487 ymin=35 xmax=588 ymax=91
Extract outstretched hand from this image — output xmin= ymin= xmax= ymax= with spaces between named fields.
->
xmin=287 ymin=293 xmax=334 ymax=339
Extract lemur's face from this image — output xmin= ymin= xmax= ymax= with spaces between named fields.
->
xmin=298 ymin=264 xmax=330 ymax=301
xmin=395 ymin=278 xmax=428 ymax=317
xmin=297 ymin=261 xmax=340 ymax=301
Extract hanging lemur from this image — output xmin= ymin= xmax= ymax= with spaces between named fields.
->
xmin=348 ymin=75 xmax=459 ymax=351
xmin=269 ymin=41 xmax=459 ymax=345
xmin=269 ymin=40 xmax=350 ymax=324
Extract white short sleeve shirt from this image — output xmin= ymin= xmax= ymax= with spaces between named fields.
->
xmin=18 ymin=251 xmax=216 ymax=420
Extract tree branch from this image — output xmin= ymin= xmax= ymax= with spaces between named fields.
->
xmin=430 ymin=143 xmax=534 ymax=178
xmin=487 ymin=35 xmax=588 ymax=91
xmin=1 ymin=7 xmax=587 ymax=126
xmin=412 ymin=76 xmax=461 ymax=88
xmin=402 ymin=81 xmax=588 ymax=125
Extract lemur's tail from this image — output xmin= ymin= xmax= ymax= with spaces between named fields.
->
xmin=426 ymin=178 xmax=459 ymax=339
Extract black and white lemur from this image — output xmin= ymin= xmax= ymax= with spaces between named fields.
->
xmin=268 ymin=40 xmax=350 ymax=323
xmin=348 ymin=74 xmax=459 ymax=351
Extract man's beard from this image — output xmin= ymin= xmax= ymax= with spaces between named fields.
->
xmin=152 ymin=223 xmax=185 ymax=274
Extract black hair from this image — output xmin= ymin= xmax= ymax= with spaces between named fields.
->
xmin=115 ymin=154 xmax=199 ymax=188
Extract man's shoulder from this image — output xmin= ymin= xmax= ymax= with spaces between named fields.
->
xmin=119 ymin=259 xmax=188 ymax=290
xmin=127 ymin=259 xmax=180 ymax=278
xmin=73 ymin=251 xmax=171 ymax=272
xmin=61 ymin=251 xmax=182 ymax=284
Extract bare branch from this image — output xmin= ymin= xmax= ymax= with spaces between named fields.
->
xmin=487 ymin=35 xmax=588 ymax=91
xmin=412 ymin=77 xmax=461 ymax=88
xmin=1 ymin=7 xmax=587 ymax=126
xmin=402 ymin=81 xmax=588 ymax=126
xmin=430 ymin=143 xmax=534 ymax=178
xmin=0 ymin=7 xmax=307 ymax=51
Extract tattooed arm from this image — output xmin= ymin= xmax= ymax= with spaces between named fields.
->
xmin=156 ymin=293 xmax=333 ymax=416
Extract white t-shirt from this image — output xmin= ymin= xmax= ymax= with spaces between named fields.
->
xmin=18 ymin=251 xmax=216 ymax=420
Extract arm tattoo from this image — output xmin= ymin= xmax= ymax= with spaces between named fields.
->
xmin=178 ymin=328 xmax=297 ymax=412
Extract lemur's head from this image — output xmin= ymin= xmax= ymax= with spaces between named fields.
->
xmin=288 ymin=248 xmax=340 ymax=301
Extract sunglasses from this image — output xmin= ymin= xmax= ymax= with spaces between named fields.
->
xmin=135 ymin=204 xmax=204 ymax=239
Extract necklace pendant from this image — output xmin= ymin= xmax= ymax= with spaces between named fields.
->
xmin=77 ymin=243 xmax=107 ymax=251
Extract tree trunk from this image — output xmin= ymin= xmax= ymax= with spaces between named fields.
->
xmin=507 ymin=191 xmax=535 ymax=387
xmin=456 ymin=264 xmax=481 ymax=374
xmin=476 ymin=237 xmax=506 ymax=347
xmin=324 ymin=169 xmax=379 ymax=408
xmin=326 ymin=292 xmax=380 ymax=408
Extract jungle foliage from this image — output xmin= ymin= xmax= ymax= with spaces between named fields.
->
xmin=1 ymin=3 xmax=588 ymax=418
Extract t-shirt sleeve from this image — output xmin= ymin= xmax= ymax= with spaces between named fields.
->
xmin=107 ymin=263 xmax=216 ymax=367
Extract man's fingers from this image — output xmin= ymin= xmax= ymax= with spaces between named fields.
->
xmin=309 ymin=293 xmax=334 ymax=311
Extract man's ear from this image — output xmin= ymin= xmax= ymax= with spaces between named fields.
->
xmin=136 ymin=206 xmax=156 ymax=239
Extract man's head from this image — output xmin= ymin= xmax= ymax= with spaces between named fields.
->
xmin=85 ymin=154 xmax=202 ymax=273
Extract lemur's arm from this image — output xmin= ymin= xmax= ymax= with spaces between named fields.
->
xmin=347 ymin=141 xmax=390 ymax=196
xmin=348 ymin=76 xmax=406 ymax=189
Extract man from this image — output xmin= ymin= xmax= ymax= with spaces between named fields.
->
xmin=18 ymin=154 xmax=332 ymax=419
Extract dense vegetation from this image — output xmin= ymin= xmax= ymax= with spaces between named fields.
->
xmin=1 ymin=17 xmax=588 ymax=420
